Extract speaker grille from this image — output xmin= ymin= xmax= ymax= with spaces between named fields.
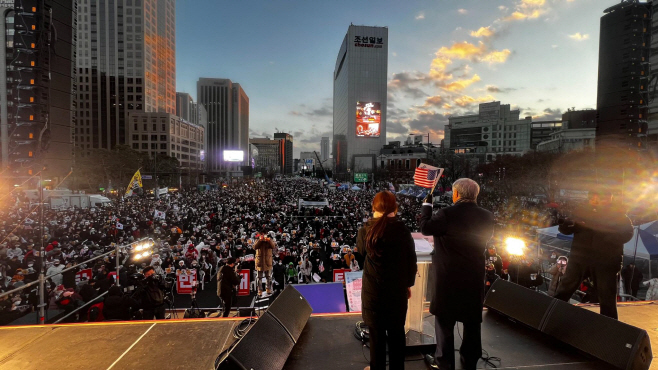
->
xmin=267 ymin=286 xmax=313 ymax=342
xmin=227 ymin=313 xmax=295 ymax=370
xmin=484 ymin=279 xmax=555 ymax=330
xmin=542 ymin=300 xmax=651 ymax=370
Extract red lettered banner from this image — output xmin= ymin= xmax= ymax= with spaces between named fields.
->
xmin=238 ymin=269 xmax=250 ymax=296
xmin=176 ymin=270 xmax=197 ymax=294
xmin=333 ymin=268 xmax=350 ymax=283
xmin=75 ymin=268 xmax=93 ymax=284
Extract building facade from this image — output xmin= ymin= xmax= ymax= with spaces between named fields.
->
xmin=273 ymin=132 xmax=293 ymax=175
xmin=176 ymin=92 xmax=194 ymax=123
xmin=197 ymin=78 xmax=249 ymax=175
xmin=333 ymin=25 xmax=388 ymax=174
xmin=75 ymin=0 xmax=175 ymax=154
xmin=2 ymin=0 xmax=76 ymax=179
xmin=320 ymin=136 xmax=329 ymax=162
xmin=536 ymin=128 xmax=597 ymax=153
xmin=597 ymin=1 xmax=650 ymax=149
xmin=249 ymin=137 xmax=279 ymax=173
xmin=444 ymin=102 xmax=532 ymax=162
xmin=127 ymin=112 xmax=204 ymax=172
xmin=531 ymin=121 xmax=563 ymax=149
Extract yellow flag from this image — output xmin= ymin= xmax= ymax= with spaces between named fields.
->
xmin=125 ymin=169 xmax=143 ymax=196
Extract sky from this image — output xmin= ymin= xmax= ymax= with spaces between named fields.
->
xmin=176 ymin=0 xmax=616 ymax=157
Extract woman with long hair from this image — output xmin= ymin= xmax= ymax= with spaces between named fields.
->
xmin=357 ymin=191 xmax=417 ymax=370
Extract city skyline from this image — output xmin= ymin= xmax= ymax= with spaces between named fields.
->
xmin=176 ymin=0 xmax=610 ymax=156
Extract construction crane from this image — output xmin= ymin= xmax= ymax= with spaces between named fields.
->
xmin=313 ymin=151 xmax=331 ymax=183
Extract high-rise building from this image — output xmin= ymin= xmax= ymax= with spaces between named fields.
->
xmin=597 ymin=1 xmax=650 ymax=149
xmin=249 ymin=137 xmax=279 ymax=172
xmin=75 ymin=0 xmax=176 ymax=153
xmin=197 ymin=78 xmax=249 ymax=175
xmin=320 ymin=136 xmax=329 ymax=162
xmin=333 ymin=25 xmax=388 ymax=174
xmin=274 ymin=132 xmax=293 ymax=175
xmin=2 ymin=0 xmax=77 ymax=179
xmin=176 ymin=92 xmax=194 ymax=123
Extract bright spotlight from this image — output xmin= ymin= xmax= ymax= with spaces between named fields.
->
xmin=505 ymin=237 xmax=526 ymax=256
xmin=135 ymin=244 xmax=144 ymax=251
xmin=134 ymin=253 xmax=143 ymax=260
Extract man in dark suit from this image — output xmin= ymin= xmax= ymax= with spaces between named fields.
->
xmin=217 ymin=258 xmax=242 ymax=317
xmin=420 ymin=178 xmax=494 ymax=370
xmin=554 ymin=190 xmax=633 ymax=319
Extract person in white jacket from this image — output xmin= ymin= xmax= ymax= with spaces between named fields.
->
xmin=643 ymin=278 xmax=658 ymax=301
xmin=46 ymin=260 xmax=65 ymax=286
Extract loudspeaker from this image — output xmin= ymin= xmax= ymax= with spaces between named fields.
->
xmin=543 ymin=300 xmax=652 ymax=370
xmin=484 ymin=279 xmax=555 ymax=330
xmin=484 ymin=280 xmax=653 ymax=370
xmin=217 ymin=286 xmax=313 ymax=370
xmin=267 ymin=285 xmax=313 ymax=342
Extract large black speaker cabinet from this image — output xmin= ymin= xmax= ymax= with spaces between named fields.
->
xmin=543 ymin=300 xmax=652 ymax=370
xmin=267 ymin=285 xmax=313 ymax=342
xmin=484 ymin=278 xmax=555 ymax=330
xmin=217 ymin=286 xmax=313 ymax=370
xmin=484 ymin=280 xmax=652 ymax=370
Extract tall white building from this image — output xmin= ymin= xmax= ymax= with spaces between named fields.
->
xmin=197 ymin=78 xmax=249 ymax=175
xmin=444 ymin=102 xmax=532 ymax=162
xmin=333 ymin=25 xmax=388 ymax=174
xmin=320 ymin=137 xmax=329 ymax=162
xmin=75 ymin=0 xmax=176 ymax=153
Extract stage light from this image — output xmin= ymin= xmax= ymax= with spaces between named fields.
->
xmin=505 ymin=237 xmax=526 ymax=256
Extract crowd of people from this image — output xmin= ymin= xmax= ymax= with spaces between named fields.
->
xmin=0 ymin=177 xmax=653 ymax=326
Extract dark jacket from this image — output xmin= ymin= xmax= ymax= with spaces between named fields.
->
xmin=420 ymin=201 xmax=494 ymax=323
xmin=139 ymin=277 xmax=165 ymax=310
xmin=558 ymin=206 xmax=633 ymax=261
xmin=217 ymin=265 xmax=241 ymax=299
xmin=103 ymin=286 xmax=138 ymax=320
xmin=357 ymin=218 xmax=417 ymax=326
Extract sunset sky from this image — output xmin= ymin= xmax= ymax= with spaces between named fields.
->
xmin=176 ymin=0 xmax=614 ymax=156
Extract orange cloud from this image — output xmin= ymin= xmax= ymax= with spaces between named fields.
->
xmin=424 ymin=95 xmax=443 ymax=107
xmin=480 ymin=49 xmax=511 ymax=64
xmin=470 ymin=26 xmax=494 ymax=38
xmin=453 ymin=94 xmax=496 ymax=107
xmin=444 ymin=74 xmax=481 ymax=92
xmin=503 ymin=0 xmax=546 ymax=21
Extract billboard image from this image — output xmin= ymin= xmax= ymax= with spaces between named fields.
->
xmin=223 ymin=150 xmax=244 ymax=162
xmin=356 ymin=102 xmax=381 ymax=137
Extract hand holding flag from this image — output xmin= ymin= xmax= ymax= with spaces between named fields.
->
xmin=413 ymin=164 xmax=443 ymax=189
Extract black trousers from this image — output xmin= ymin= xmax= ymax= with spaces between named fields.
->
xmin=554 ymin=256 xmax=621 ymax=319
xmin=368 ymin=320 xmax=406 ymax=370
xmin=143 ymin=305 xmax=166 ymax=320
xmin=221 ymin=294 xmax=233 ymax=317
xmin=434 ymin=316 xmax=481 ymax=370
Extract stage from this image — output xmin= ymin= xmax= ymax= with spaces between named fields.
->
xmin=0 ymin=302 xmax=655 ymax=370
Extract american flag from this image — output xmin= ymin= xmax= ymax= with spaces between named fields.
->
xmin=414 ymin=164 xmax=443 ymax=188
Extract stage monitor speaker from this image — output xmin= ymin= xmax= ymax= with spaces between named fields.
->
xmin=542 ymin=300 xmax=652 ymax=370
xmin=267 ymin=285 xmax=313 ymax=342
xmin=484 ymin=279 xmax=556 ymax=330
xmin=221 ymin=312 xmax=295 ymax=370
xmin=216 ymin=286 xmax=312 ymax=370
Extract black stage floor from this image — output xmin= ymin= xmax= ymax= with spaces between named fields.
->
xmin=0 ymin=306 xmax=653 ymax=370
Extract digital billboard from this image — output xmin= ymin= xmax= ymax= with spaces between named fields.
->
xmin=356 ymin=102 xmax=381 ymax=138
xmin=223 ymin=150 xmax=244 ymax=162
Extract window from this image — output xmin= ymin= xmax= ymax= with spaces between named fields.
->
xmin=160 ymin=135 xmax=167 ymax=141
xmin=151 ymin=143 xmax=157 ymax=149
xmin=132 ymin=143 xmax=139 ymax=149
xmin=141 ymin=143 xmax=148 ymax=149
xmin=160 ymin=143 xmax=167 ymax=150
xmin=132 ymin=135 xmax=138 ymax=140
xmin=141 ymin=135 xmax=147 ymax=140
xmin=152 ymin=124 xmax=156 ymax=131
xmin=143 ymin=124 xmax=147 ymax=131
xmin=162 ymin=124 xmax=166 ymax=131
xmin=134 ymin=123 xmax=138 ymax=131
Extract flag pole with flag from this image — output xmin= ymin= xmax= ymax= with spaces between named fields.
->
xmin=125 ymin=169 xmax=143 ymax=196
xmin=414 ymin=163 xmax=444 ymax=199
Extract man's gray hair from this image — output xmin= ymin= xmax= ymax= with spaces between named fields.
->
xmin=453 ymin=178 xmax=480 ymax=201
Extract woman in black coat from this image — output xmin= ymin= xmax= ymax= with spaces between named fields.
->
xmin=357 ymin=191 xmax=417 ymax=370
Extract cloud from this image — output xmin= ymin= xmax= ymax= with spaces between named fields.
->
xmin=444 ymin=74 xmax=481 ymax=92
xmin=503 ymin=0 xmax=547 ymax=21
xmin=480 ymin=49 xmax=512 ymax=63
xmin=568 ymin=32 xmax=589 ymax=41
xmin=407 ymin=110 xmax=447 ymax=139
xmin=388 ymin=71 xmax=432 ymax=98
xmin=423 ymin=95 xmax=444 ymax=108
xmin=457 ymin=9 xmax=468 ymax=15
xmin=387 ymin=120 xmax=409 ymax=134
xmin=415 ymin=12 xmax=425 ymax=20
xmin=552 ymin=44 xmax=558 ymax=48
xmin=429 ymin=41 xmax=511 ymax=83
xmin=453 ymin=94 xmax=496 ymax=108
xmin=498 ymin=6 xmax=508 ymax=11
xmin=522 ymin=107 xmax=563 ymax=120
xmin=486 ymin=85 xmax=516 ymax=93
xmin=289 ymin=105 xmax=332 ymax=118
xmin=289 ymin=111 xmax=303 ymax=116
xmin=470 ymin=26 xmax=494 ymax=38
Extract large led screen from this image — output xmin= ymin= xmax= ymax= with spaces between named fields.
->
xmin=356 ymin=102 xmax=381 ymax=137
xmin=223 ymin=150 xmax=244 ymax=162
